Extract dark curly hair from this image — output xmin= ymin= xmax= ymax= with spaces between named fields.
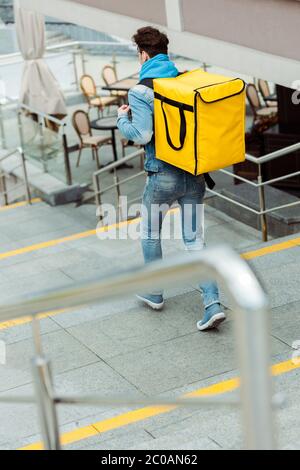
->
xmin=132 ymin=26 xmax=169 ymax=58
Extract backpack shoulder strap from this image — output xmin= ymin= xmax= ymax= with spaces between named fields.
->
xmin=204 ymin=173 xmax=215 ymax=190
xmin=138 ymin=76 xmax=216 ymax=189
xmin=138 ymin=78 xmax=154 ymax=89
xmin=138 ymin=73 xmax=184 ymax=89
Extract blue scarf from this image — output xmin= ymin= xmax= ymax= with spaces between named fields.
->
xmin=139 ymin=54 xmax=179 ymax=81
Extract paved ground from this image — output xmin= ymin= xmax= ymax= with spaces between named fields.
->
xmin=0 ymin=198 xmax=299 ymax=450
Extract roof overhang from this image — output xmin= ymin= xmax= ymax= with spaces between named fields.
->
xmin=18 ymin=0 xmax=300 ymax=88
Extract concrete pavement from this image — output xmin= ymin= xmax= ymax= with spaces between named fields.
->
xmin=0 ymin=199 xmax=299 ymax=449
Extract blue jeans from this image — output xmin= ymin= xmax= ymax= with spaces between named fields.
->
xmin=141 ymin=164 xmax=220 ymax=308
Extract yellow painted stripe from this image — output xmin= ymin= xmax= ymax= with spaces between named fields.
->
xmin=186 ymin=378 xmax=240 ymax=398
xmin=242 ymin=236 xmax=300 ymax=260
xmin=19 ymin=359 xmax=300 ymax=450
xmin=272 ymin=359 xmax=300 ymax=376
xmin=0 ymin=200 xmax=299 ymax=262
xmin=0 ymin=309 xmax=67 ymax=331
xmin=0 ymin=217 xmax=141 ymax=261
xmin=22 ymin=425 xmax=99 ymax=451
xmin=0 ymin=198 xmax=41 ymax=212
xmin=0 ymin=229 xmax=97 ymax=261
xmin=0 ymin=203 xmax=299 ymax=263
xmin=0 ymin=203 xmax=298 ymax=449
xmin=0 ymin=227 xmax=299 ymax=331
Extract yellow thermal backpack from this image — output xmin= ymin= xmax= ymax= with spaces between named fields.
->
xmin=140 ymin=69 xmax=246 ymax=176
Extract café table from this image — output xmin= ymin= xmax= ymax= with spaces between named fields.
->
xmin=90 ymin=116 xmax=133 ymax=169
xmin=263 ymin=94 xmax=277 ymax=103
xmin=102 ymin=74 xmax=139 ymax=93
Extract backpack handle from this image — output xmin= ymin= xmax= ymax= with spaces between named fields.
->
xmin=160 ymin=99 xmax=186 ymax=151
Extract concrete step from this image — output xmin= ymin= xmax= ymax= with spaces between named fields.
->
xmin=0 ymin=194 xmax=299 ymax=450
xmin=0 ymin=149 xmax=87 ymax=206
xmin=208 ymin=183 xmax=300 ymax=238
xmin=0 ymin=163 xmax=28 ymax=205
xmin=130 ymin=426 xmax=222 ymax=450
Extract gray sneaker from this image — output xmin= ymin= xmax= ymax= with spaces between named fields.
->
xmin=197 ymin=303 xmax=226 ymax=331
xmin=136 ymin=294 xmax=164 ymax=311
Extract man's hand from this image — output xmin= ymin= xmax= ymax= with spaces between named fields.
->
xmin=118 ymin=104 xmax=130 ymax=117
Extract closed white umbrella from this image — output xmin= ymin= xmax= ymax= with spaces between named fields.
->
xmin=14 ymin=0 xmax=67 ymax=116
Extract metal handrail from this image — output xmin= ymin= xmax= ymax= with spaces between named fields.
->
xmin=0 ymin=39 xmax=134 ymax=184
xmin=0 ymin=245 xmax=267 ymax=319
xmin=0 ymin=147 xmax=21 ymax=162
xmin=16 ymin=105 xmax=72 ymax=185
xmin=246 ymin=142 xmax=300 ymax=164
xmin=92 ymin=149 xmax=145 ymax=215
xmin=0 ymin=39 xmax=134 ymax=96
xmin=93 ymin=149 xmax=145 ymax=178
xmin=206 ymin=142 xmax=300 ymax=241
xmin=0 ymin=147 xmax=31 ymax=205
xmin=0 ymin=40 xmax=134 ymax=64
xmin=0 ymin=245 xmax=274 ymax=450
xmin=18 ymin=103 xmax=66 ymax=127
xmin=1 ymin=100 xmax=72 ymax=186
xmin=92 ymin=142 xmax=300 ymax=240
xmin=2 ymin=37 xmax=298 ymax=240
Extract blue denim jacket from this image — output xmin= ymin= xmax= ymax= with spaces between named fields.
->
xmin=117 ymin=84 xmax=164 ymax=172
xmin=117 ymin=54 xmax=179 ymax=173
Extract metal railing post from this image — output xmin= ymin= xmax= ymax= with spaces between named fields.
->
xmin=235 ymin=303 xmax=275 ymax=449
xmin=0 ymin=172 xmax=3 ymax=204
xmin=0 ymin=172 xmax=8 ymax=205
xmin=32 ymin=356 xmax=61 ymax=450
xmin=31 ymin=318 xmax=61 ymax=450
xmin=113 ymin=168 xmax=123 ymax=221
xmin=258 ymin=164 xmax=268 ymax=242
xmin=81 ymin=49 xmax=86 ymax=76
xmin=38 ymin=119 xmax=47 ymax=173
xmin=93 ymin=173 xmax=101 ymax=215
xmin=20 ymin=148 xmax=31 ymax=204
xmin=86 ymin=149 xmax=146 ymax=207
xmin=112 ymin=54 xmax=118 ymax=76
xmin=62 ymin=127 xmax=72 ymax=186
xmin=17 ymin=111 xmax=25 ymax=150
xmin=0 ymin=101 xmax=7 ymax=149
xmin=72 ymin=51 xmax=79 ymax=91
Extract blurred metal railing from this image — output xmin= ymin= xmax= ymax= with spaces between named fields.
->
xmin=0 ymin=147 xmax=31 ymax=206
xmin=208 ymin=143 xmax=300 ymax=242
xmin=0 ymin=40 xmax=134 ymax=64
xmin=92 ymin=149 xmax=145 ymax=221
xmin=0 ymin=99 xmax=73 ymax=186
xmin=91 ymin=144 xmax=300 ymax=241
xmin=0 ymin=245 xmax=275 ymax=450
xmin=2 ymin=39 xmax=298 ymax=238
xmin=17 ymin=103 xmax=72 ymax=186
xmin=0 ymin=40 xmax=136 ymax=187
xmin=0 ymin=39 xmax=207 ymax=95
xmin=0 ymin=40 xmax=135 ymax=94
xmin=0 ymin=95 xmax=17 ymax=144
xmin=0 ymin=98 xmax=7 ymax=150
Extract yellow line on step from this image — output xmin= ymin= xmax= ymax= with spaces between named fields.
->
xmin=242 ymin=237 xmax=300 ymax=260
xmin=0 ymin=218 xmax=140 ymax=261
xmin=0 ymin=212 xmax=296 ymax=449
xmin=0 ymin=202 xmax=299 ymax=263
xmin=19 ymin=358 xmax=300 ymax=450
xmin=0 ymin=198 xmax=41 ymax=212
xmin=0 ymin=227 xmax=299 ymax=331
xmin=0 ymin=309 xmax=68 ymax=331
xmin=0 ymin=229 xmax=97 ymax=261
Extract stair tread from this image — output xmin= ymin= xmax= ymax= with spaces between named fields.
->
xmin=220 ymin=183 xmax=300 ymax=223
